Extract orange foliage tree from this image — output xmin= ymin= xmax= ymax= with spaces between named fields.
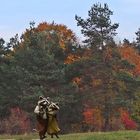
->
xmin=20 ymin=21 xmax=79 ymax=64
xmin=22 ymin=21 xmax=77 ymax=50
xmin=119 ymin=46 xmax=140 ymax=76
xmin=83 ymin=107 xmax=103 ymax=131
xmin=36 ymin=22 xmax=76 ymax=48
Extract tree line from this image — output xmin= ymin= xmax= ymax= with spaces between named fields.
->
xmin=0 ymin=3 xmax=140 ymax=134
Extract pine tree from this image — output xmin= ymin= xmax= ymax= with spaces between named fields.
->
xmin=75 ymin=3 xmax=119 ymax=50
xmin=74 ymin=3 xmax=138 ymax=131
xmin=135 ymin=28 xmax=140 ymax=51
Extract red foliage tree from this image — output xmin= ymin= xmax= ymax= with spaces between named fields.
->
xmin=83 ymin=108 xmax=103 ymax=131
xmin=4 ymin=107 xmax=31 ymax=134
xmin=121 ymin=110 xmax=137 ymax=130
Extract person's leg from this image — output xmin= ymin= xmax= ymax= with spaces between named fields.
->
xmin=55 ymin=133 xmax=59 ymax=138
xmin=41 ymin=119 xmax=48 ymax=139
xmin=37 ymin=118 xmax=47 ymax=139
xmin=39 ymin=131 xmax=44 ymax=140
xmin=51 ymin=134 xmax=53 ymax=138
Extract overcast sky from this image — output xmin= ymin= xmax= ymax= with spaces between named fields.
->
xmin=0 ymin=0 xmax=140 ymax=42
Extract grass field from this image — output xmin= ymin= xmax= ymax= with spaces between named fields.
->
xmin=0 ymin=131 xmax=140 ymax=140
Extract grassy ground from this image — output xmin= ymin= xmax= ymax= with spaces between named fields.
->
xmin=0 ymin=131 xmax=140 ymax=140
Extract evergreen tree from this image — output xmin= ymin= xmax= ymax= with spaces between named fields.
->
xmin=135 ymin=28 xmax=140 ymax=51
xmin=0 ymin=23 xmax=82 ymax=133
xmin=123 ymin=38 xmax=131 ymax=46
xmin=74 ymin=3 xmax=138 ymax=131
xmin=75 ymin=3 xmax=119 ymax=50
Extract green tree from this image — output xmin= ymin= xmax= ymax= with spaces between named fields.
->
xmin=4 ymin=23 xmax=83 ymax=133
xmin=132 ymin=87 xmax=140 ymax=130
xmin=123 ymin=38 xmax=131 ymax=46
xmin=75 ymin=3 xmax=119 ymax=49
xmin=0 ymin=38 xmax=12 ymax=61
xmin=0 ymin=37 xmax=21 ymax=118
xmin=74 ymin=46 xmax=139 ymax=131
xmin=74 ymin=3 xmax=139 ymax=131
xmin=135 ymin=28 xmax=140 ymax=51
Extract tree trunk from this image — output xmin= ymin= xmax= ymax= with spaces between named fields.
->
xmin=103 ymin=116 xmax=110 ymax=131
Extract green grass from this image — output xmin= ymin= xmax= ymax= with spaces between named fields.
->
xmin=0 ymin=131 xmax=140 ymax=140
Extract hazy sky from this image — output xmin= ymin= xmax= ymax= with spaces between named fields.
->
xmin=0 ymin=0 xmax=140 ymax=42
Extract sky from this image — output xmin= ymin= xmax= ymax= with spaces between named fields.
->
xmin=0 ymin=0 xmax=140 ymax=42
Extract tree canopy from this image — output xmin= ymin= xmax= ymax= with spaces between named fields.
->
xmin=75 ymin=3 xmax=119 ymax=50
xmin=0 ymin=2 xmax=140 ymax=134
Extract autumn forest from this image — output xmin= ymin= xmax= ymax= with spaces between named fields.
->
xmin=0 ymin=3 xmax=140 ymax=134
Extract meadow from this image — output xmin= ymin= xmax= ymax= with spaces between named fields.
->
xmin=0 ymin=131 xmax=140 ymax=140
